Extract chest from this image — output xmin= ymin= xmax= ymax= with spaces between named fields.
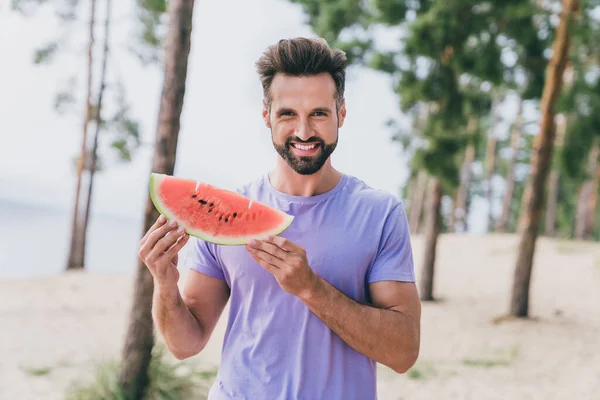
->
xmin=216 ymin=206 xmax=379 ymax=301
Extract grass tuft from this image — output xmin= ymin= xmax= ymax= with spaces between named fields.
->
xmin=22 ymin=366 xmax=52 ymax=377
xmin=66 ymin=346 xmax=215 ymax=400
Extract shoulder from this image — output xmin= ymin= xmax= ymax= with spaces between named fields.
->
xmin=232 ymin=175 xmax=266 ymax=199
xmin=340 ymin=174 xmax=405 ymax=216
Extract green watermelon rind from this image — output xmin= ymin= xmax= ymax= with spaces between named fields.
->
xmin=149 ymin=173 xmax=294 ymax=246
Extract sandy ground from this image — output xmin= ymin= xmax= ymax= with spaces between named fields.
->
xmin=1 ymin=233 xmax=599 ymax=400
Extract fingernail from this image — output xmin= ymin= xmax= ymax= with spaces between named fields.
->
xmin=159 ymin=215 xmax=165 ymax=222
xmin=169 ymin=220 xmax=177 ymax=227
xmin=249 ymin=239 xmax=257 ymax=247
xmin=177 ymin=226 xmax=185 ymax=234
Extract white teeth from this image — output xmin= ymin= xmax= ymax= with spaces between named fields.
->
xmin=295 ymin=144 xmax=316 ymax=151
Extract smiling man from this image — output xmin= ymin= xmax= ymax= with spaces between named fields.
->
xmin=138 ymin=37 xmax=421 ymax=400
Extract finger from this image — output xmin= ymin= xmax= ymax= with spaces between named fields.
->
xmin=263 ymin=235 xmax=301 ymax=253
xmin=249 ymin=252 xmax=279 ymax=274
xmin=152 ymin=226 xmax=187 ymax=256
xmin=164 ymin=233 xmax=190 ymax=259
xmin=139 ymin=214 xmax=167 ymax=246
xmin=247 ymin=247 xmax=282 ymax=269
xmin=246 ymin=239 xmax=287 ymax=260
xmin=140 ymin=219 xmax=180 ymax=256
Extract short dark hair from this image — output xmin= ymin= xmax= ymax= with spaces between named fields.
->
xmin=255 ymin=37 xmax=347 ymax=110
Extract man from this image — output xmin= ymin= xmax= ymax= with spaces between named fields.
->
xmin=138 ymin=37 xmax=421 ymax=400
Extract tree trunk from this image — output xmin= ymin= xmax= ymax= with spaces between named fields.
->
xmin=545 ymin=63 xmax=573 ymax=237
xmin=409 ymin=169 xmax=427 ymax=234
xmin=419 ymin=178 xmax=443 ymax=301
xmin=485 ymin=135 xmax=497 ymax=230
xmin=66 ymin=0 xmax=96 ymax=270
xmin=405 ymin=173 xmax=417 ymax=224
xmin=448 ymin=192 xmax=458 ymax=233
xmin=453 ymin=143 xmax=475 ymax=233
xmin=117 ymin=0 xmax=195 ymax=398
xmin=574 ymin=142 xmax=599 ymax=240
xmin=510 ymin=0 xmax=577 ymax=318
xmin=484 ymin=96 xmax=501 ymax=231
xmin=82 ymin=0 xmax=112 ymax=241
xmin=588 ymin=158 xmax=600 ymax=238
xmin=496 ymin=98 xmax=524 ymax=233
xmin=544 ymin=114 xmax=568 ymax=237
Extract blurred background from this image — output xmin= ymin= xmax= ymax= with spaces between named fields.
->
xmin=1 ymin=0 xmax=599 ymax=399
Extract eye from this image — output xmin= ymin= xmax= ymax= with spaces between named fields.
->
xmin=313 ymin=111 xmax=327 ymax=117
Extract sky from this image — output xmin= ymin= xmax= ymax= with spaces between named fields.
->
xmin=0 ymin=1 xmax=412 ymax=211
xmin=0 ymin=0 xmax=507 ymax=233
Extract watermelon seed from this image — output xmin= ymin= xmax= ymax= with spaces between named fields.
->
xmin=225 ymin=218 xmax=229 ymax=223
xmin=208 ymin=209 xmax=213 ymax=213
xmin=209 ymin=202 xmax=214 ymax=207
xmin=233 ymin=213 xmax=237 ymax=218
xmin=199 ymin=200 xmax=207 ymax=205
xmin=191 ymin=194 xmax=197 ymax=198
xmin=219 ymin=216 xmax=222 ymax=221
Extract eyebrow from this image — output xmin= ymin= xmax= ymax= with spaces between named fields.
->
xmin=276 ymin=107 xmax=332 ymax=115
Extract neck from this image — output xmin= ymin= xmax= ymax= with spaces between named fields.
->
xmin=269 ymin=158 xmax=342 ymax=197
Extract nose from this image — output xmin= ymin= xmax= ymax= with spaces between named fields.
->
xmin=294 ymin=118 xmax=313 ymax=141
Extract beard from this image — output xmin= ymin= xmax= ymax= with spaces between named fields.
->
xmin=272 ymin=131 xmax=338 ymax=175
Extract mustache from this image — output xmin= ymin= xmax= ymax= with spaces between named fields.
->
xmin=286 ymin=136 xmax=324 ymax=145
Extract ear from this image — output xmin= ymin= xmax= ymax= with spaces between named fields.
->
xmin=262 ymin=100 xmax=271 ymax=128
xmin=337 ymin=99 xmax=347 ymax=128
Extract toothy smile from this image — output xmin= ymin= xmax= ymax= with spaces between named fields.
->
xmin=291 ymin=143 xmax=318 ymax=151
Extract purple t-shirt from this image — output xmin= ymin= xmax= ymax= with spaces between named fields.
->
xmin=186 ymin=173 xmax=416 ymax=400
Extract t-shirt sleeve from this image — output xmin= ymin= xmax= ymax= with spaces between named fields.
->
xmin=184 ymin=237 xmax=225 ymax=281
xmin=367 ymin=202 xmax=416 ymax=284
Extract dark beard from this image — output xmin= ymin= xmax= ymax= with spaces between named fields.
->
xmin=272 ymin=132 xmax=338 ymax=175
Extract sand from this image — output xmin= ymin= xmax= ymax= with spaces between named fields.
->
xmin=1 ymin=233 xmax=599 ymax=400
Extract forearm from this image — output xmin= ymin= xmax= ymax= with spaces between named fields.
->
xmin=152 ymin=281 xmax=205 ymax=359
xmin=300 ymin=278 xmax=419 ymax=372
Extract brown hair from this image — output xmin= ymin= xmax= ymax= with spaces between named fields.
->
xmin=255 ymin=37 xmax=348 ymax=110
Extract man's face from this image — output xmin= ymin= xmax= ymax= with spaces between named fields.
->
xmin=263 ymin=72 xmax=346 ymax=175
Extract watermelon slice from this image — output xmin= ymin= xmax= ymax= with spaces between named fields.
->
xmin=149 ymin=173 xmax=294 ymax=245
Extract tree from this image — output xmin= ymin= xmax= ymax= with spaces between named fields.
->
xmin=496 ymin=98 xmax=525 ymax=233
xmin=544 ymin=112 xmax=568 ymax=236
xmin=11 ymin=0 xmax=160 ymax=270
xmin=82 ymin=0 xmax=113 ymax=256
xmin=117 ymin=0 xmax=196 ymax=397
xmin=483 ymin=97 xmax=501 ymax=230
xmin=289 ymin=0 xmax=547 ymax=301
xmin=574 ymin=142 xmax=600 ymax=239
xmin=554 ymin=4 xmax=600 ymax=240
xmin=510 ymin=0 xmax=579 ymax=318
xmin=67 ymin=0 xmax=98 ymax=271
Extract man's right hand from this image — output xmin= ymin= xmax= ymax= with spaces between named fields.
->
xmin=138 ymin=214 xmax=190 ymax=288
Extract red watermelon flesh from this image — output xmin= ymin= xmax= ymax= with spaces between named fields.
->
xmin=149 ymin=173 xmax=294 ymax=245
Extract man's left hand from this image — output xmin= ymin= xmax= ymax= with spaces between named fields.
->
xmin=246 ymin=236 xmax=319 ymax=299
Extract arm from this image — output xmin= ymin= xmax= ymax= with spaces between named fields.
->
xmin=247 ymin=236 xmax=420 ymax=373
xmin=299 ymin=278 xmax=420 ymax=373
xmin=153 ymin=270 xmax=229 ymax=360
xmin=246 ymin=203 xmax=420 ymax=372
xmin=138 ymin=214 xmax=229 ymax=360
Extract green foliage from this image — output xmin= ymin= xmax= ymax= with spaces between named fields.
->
xmin=129 ymin=0 xmax=167 ymax=65
xmin=557 ymin=68 xmax=600 ymax=182
xmin=33 ymin=41 xmax=59 ymax=64
xmin=289 ymin=0 xmax=549 ymax=199
xmin=12 ymin=0 xmax=81 ymax=22
xmin=289 ymin=0 xmax=373 ymax=65
xmin=102 ymin=81 xmax=142 ymax=163
xmin=66 ymin=346 xmax=213 ymax=400
xmin=11 ymin=0 xmax=157 ymax=167
xmin=500 ymin=1 xmax=551 ymax=98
